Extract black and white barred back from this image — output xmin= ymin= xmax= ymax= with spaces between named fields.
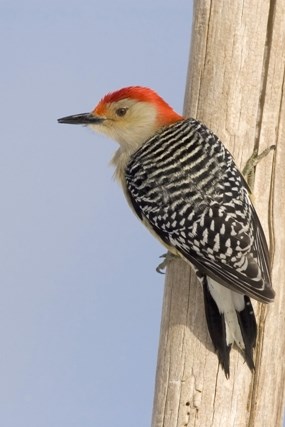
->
xmin=125 ymin=118 xmax=275 ymax=375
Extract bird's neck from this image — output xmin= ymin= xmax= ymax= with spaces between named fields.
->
xmin=111 ymin=147 xmax=132 ymax=184
xmin=110 ymin=121 xmax=161 ymax=183
xmin=111 ymin=113 xmax=184 ymax=184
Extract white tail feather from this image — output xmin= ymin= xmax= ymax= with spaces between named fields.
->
xmin=207 ymin=277 xmax=245 ymax=349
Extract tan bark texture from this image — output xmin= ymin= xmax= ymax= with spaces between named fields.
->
xmin=151 ymin=1 xmax=285 ymax=426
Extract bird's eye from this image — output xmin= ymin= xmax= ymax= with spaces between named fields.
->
xmin=116 ymin=107 xmax=128 ymax=117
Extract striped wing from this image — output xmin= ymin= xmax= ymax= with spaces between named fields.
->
xmin=125 ymin=118 xmax=274 ymax=303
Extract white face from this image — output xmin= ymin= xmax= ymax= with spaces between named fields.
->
xmin=88 ymin=99 xmax=159 ymax=152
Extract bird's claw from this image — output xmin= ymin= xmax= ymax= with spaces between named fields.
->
xmin=242 ymin=145 xmax=276 ymax=190
xmin=156 ymin=254 xmax=168 ymax=274
xmin=156 ymin=252 xmax=178 ymax=274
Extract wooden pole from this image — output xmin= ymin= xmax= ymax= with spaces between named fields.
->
xmin=151 ymin=1 xmax=285 ymax=426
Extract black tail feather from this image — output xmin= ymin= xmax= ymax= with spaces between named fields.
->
xmin=236 ymin=295 xmax=257 ymax=371
xmin=203 ymin=282 xmax=231 ymax=377
xmin=203 ymin=280 xmax=257 ymax=377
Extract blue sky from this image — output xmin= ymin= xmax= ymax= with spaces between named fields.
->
xmin=0 ymin=1 xmax=193 ymax=426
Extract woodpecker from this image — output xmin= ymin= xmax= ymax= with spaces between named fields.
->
xmin=58 ymin=86 xmax=275 ymax=377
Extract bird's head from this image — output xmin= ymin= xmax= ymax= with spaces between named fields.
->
xmin=58 ymin=86 xmax=183 ymax=152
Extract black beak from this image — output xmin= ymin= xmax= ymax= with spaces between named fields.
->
xmin=57 ymin=113 xmax=105 ymax=125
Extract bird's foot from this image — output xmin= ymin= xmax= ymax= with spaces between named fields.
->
xmin=242 ymin=145 xmax=275 ymax=190
xmin=156 ymin=252 xmax=178 ymax=274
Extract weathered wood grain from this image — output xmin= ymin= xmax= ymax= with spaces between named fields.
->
xmin=151 ymin=1 xmax=285 ymax=426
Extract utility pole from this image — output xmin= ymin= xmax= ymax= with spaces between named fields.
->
xmin=151 ymin=1 xmax=285 ymax=426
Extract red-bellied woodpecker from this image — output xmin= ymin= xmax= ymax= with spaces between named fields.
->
xmin=58 ymin=86 xmax=275 ymax=377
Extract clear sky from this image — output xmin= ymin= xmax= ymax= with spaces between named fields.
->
xmin=0 ymin=1 xmax=193 ymax=426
